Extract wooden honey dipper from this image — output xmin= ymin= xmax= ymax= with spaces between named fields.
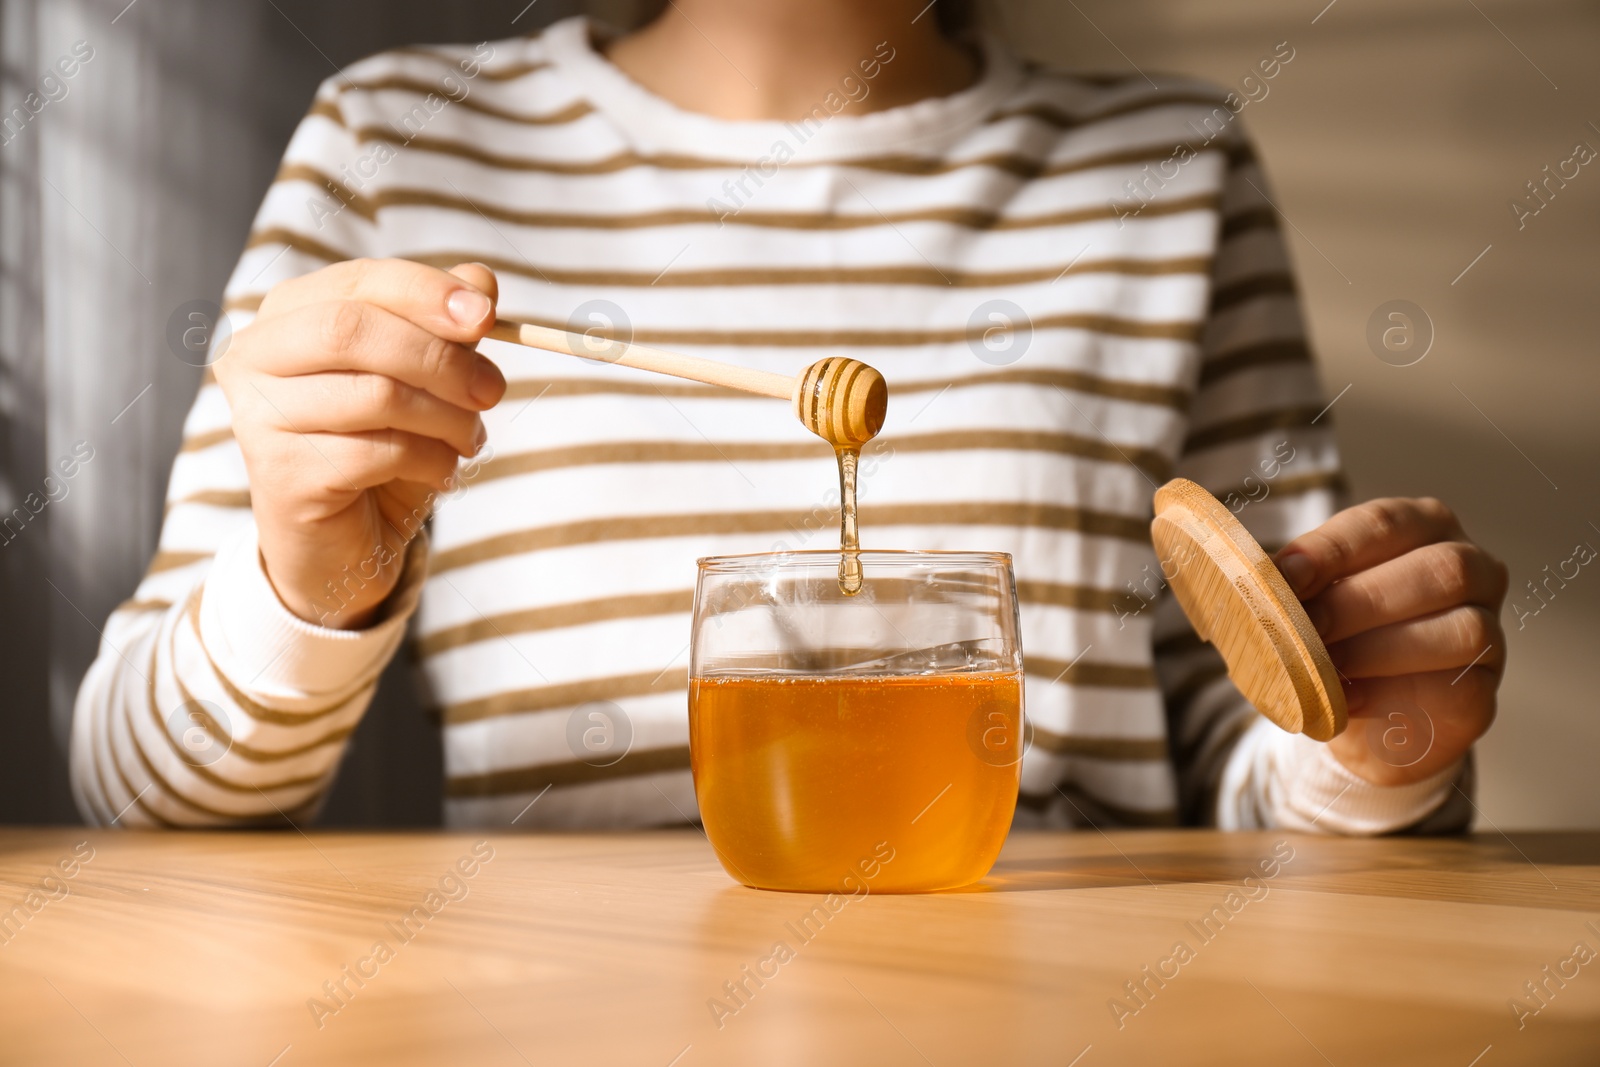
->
xmin=486 ymin=319 xmax=887 ymax=448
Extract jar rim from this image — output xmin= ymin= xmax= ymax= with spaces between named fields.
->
xmin=696 ymin=549 xmax=1014 ymax=572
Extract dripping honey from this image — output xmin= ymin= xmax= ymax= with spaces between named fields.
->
xmin=835 ymin=446 xmax=862 ymax=594
xmin=689 ymin=672 xmax=1023 ymax=892
xmin=790 ymin=355 xmax=883 ymax=595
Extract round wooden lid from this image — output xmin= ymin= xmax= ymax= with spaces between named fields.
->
xmin=1151 ymin=478 xmax=1346 ymax=742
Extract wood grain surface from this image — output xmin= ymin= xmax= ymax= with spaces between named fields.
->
xmin=1152 ymin=478 xmax=1346 ymax=742
xmin=1 ymin=829 xmax=1597 ymax=1066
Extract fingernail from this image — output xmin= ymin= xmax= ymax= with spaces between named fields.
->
xmin=448 ymin=289 xmax=491 ymax=328
xmin=469 ymin=356 xmax=504 ymax=407
xmin=1278 ymin=552 xmax=1315 ymax=597
xmin=471 ymin=419 xmax=488 ymax=454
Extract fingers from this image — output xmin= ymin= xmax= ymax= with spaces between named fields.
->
xmin=247 ymin=301 xmax=506 ymax=411
xmin=259 ymin=258 xmax=499 ymax=344
xmin=1328 ymin=604 xmax=1504 ymax=679
xmin=1343 ymin=665 xmax=1498 ymax=723
xmin=1328 ymin=669 xmax=1495 ymax=786
xmin=293 ymin=430 xmax=463 ymax=493
xmin=246 ymin=372 xmax=486 ymax=458
xmin=1304 ymin=540 xmax=1509 ymax=643
xmin=1275 ymin=497 xmax=1463 ymax=599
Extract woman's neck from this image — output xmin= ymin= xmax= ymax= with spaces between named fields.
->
xmin=605 ymin=0 xmax=978 ymax=120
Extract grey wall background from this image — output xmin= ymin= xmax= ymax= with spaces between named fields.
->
xmin=0 ymin=0 xmax=581 ymax=826
xmin=1 ymin=0 xmax=1595 ymax=828
xmin=1008 ymin=0 xmax=1600 ymax=831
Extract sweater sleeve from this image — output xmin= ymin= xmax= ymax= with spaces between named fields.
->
xmin=69 ymin=75 xmax=425 ymax=827
xmin=1156 ymin=131 xmax=1471 ymax=834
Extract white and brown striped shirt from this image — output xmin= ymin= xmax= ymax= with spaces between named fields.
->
xmin=71 ymin=17 xmax=1468 ymax=833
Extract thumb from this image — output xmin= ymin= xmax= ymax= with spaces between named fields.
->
xmin=447 ymin=262 xmax=500 ymax=308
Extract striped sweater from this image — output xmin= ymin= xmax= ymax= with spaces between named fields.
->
xmin=71 ymin=17 xmax=1467 ymax=833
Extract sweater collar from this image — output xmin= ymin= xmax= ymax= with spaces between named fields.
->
xmin=540 ymin=15 xmax=1024 ymax=160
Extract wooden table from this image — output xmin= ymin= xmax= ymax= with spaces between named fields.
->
xmin=1 ymin=829 xmax=1596 ymax=1066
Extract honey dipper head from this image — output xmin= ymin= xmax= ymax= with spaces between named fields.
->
xmin=793 ymin=357 xmax=887 ymax=448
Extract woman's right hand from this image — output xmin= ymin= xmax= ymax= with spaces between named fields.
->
xmin=213 ymin=259 xmax=505 ymax=630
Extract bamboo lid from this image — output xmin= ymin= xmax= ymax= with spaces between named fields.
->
xmin=1151 ymin=478 xmax=1347 ymax=741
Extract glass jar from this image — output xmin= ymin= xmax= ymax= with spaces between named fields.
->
xmin=689 ymin=551 xmax=1024 ymax=893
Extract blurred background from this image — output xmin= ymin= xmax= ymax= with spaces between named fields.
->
xmin=1 ymin=0 xmax=1594 ymax=828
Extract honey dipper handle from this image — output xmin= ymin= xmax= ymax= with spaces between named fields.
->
xmin=487 ymin=319 xmax=795 ymax=401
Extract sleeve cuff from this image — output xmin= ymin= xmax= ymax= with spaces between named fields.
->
xmin=1224 ymin=717 xmax=1465 ymax=835
xmin=197 ymin=524 xmax=428 ymax=705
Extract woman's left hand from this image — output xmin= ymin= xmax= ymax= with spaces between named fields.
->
xmin=1273 ymin=497 xmax=1508 ymax=786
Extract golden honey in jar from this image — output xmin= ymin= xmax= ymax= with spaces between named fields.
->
xmin=689 ymin=552 xmax=1024 ymax=893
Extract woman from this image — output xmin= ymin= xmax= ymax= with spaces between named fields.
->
xmin=72 ymin=0 xmax=1506 ymax=832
